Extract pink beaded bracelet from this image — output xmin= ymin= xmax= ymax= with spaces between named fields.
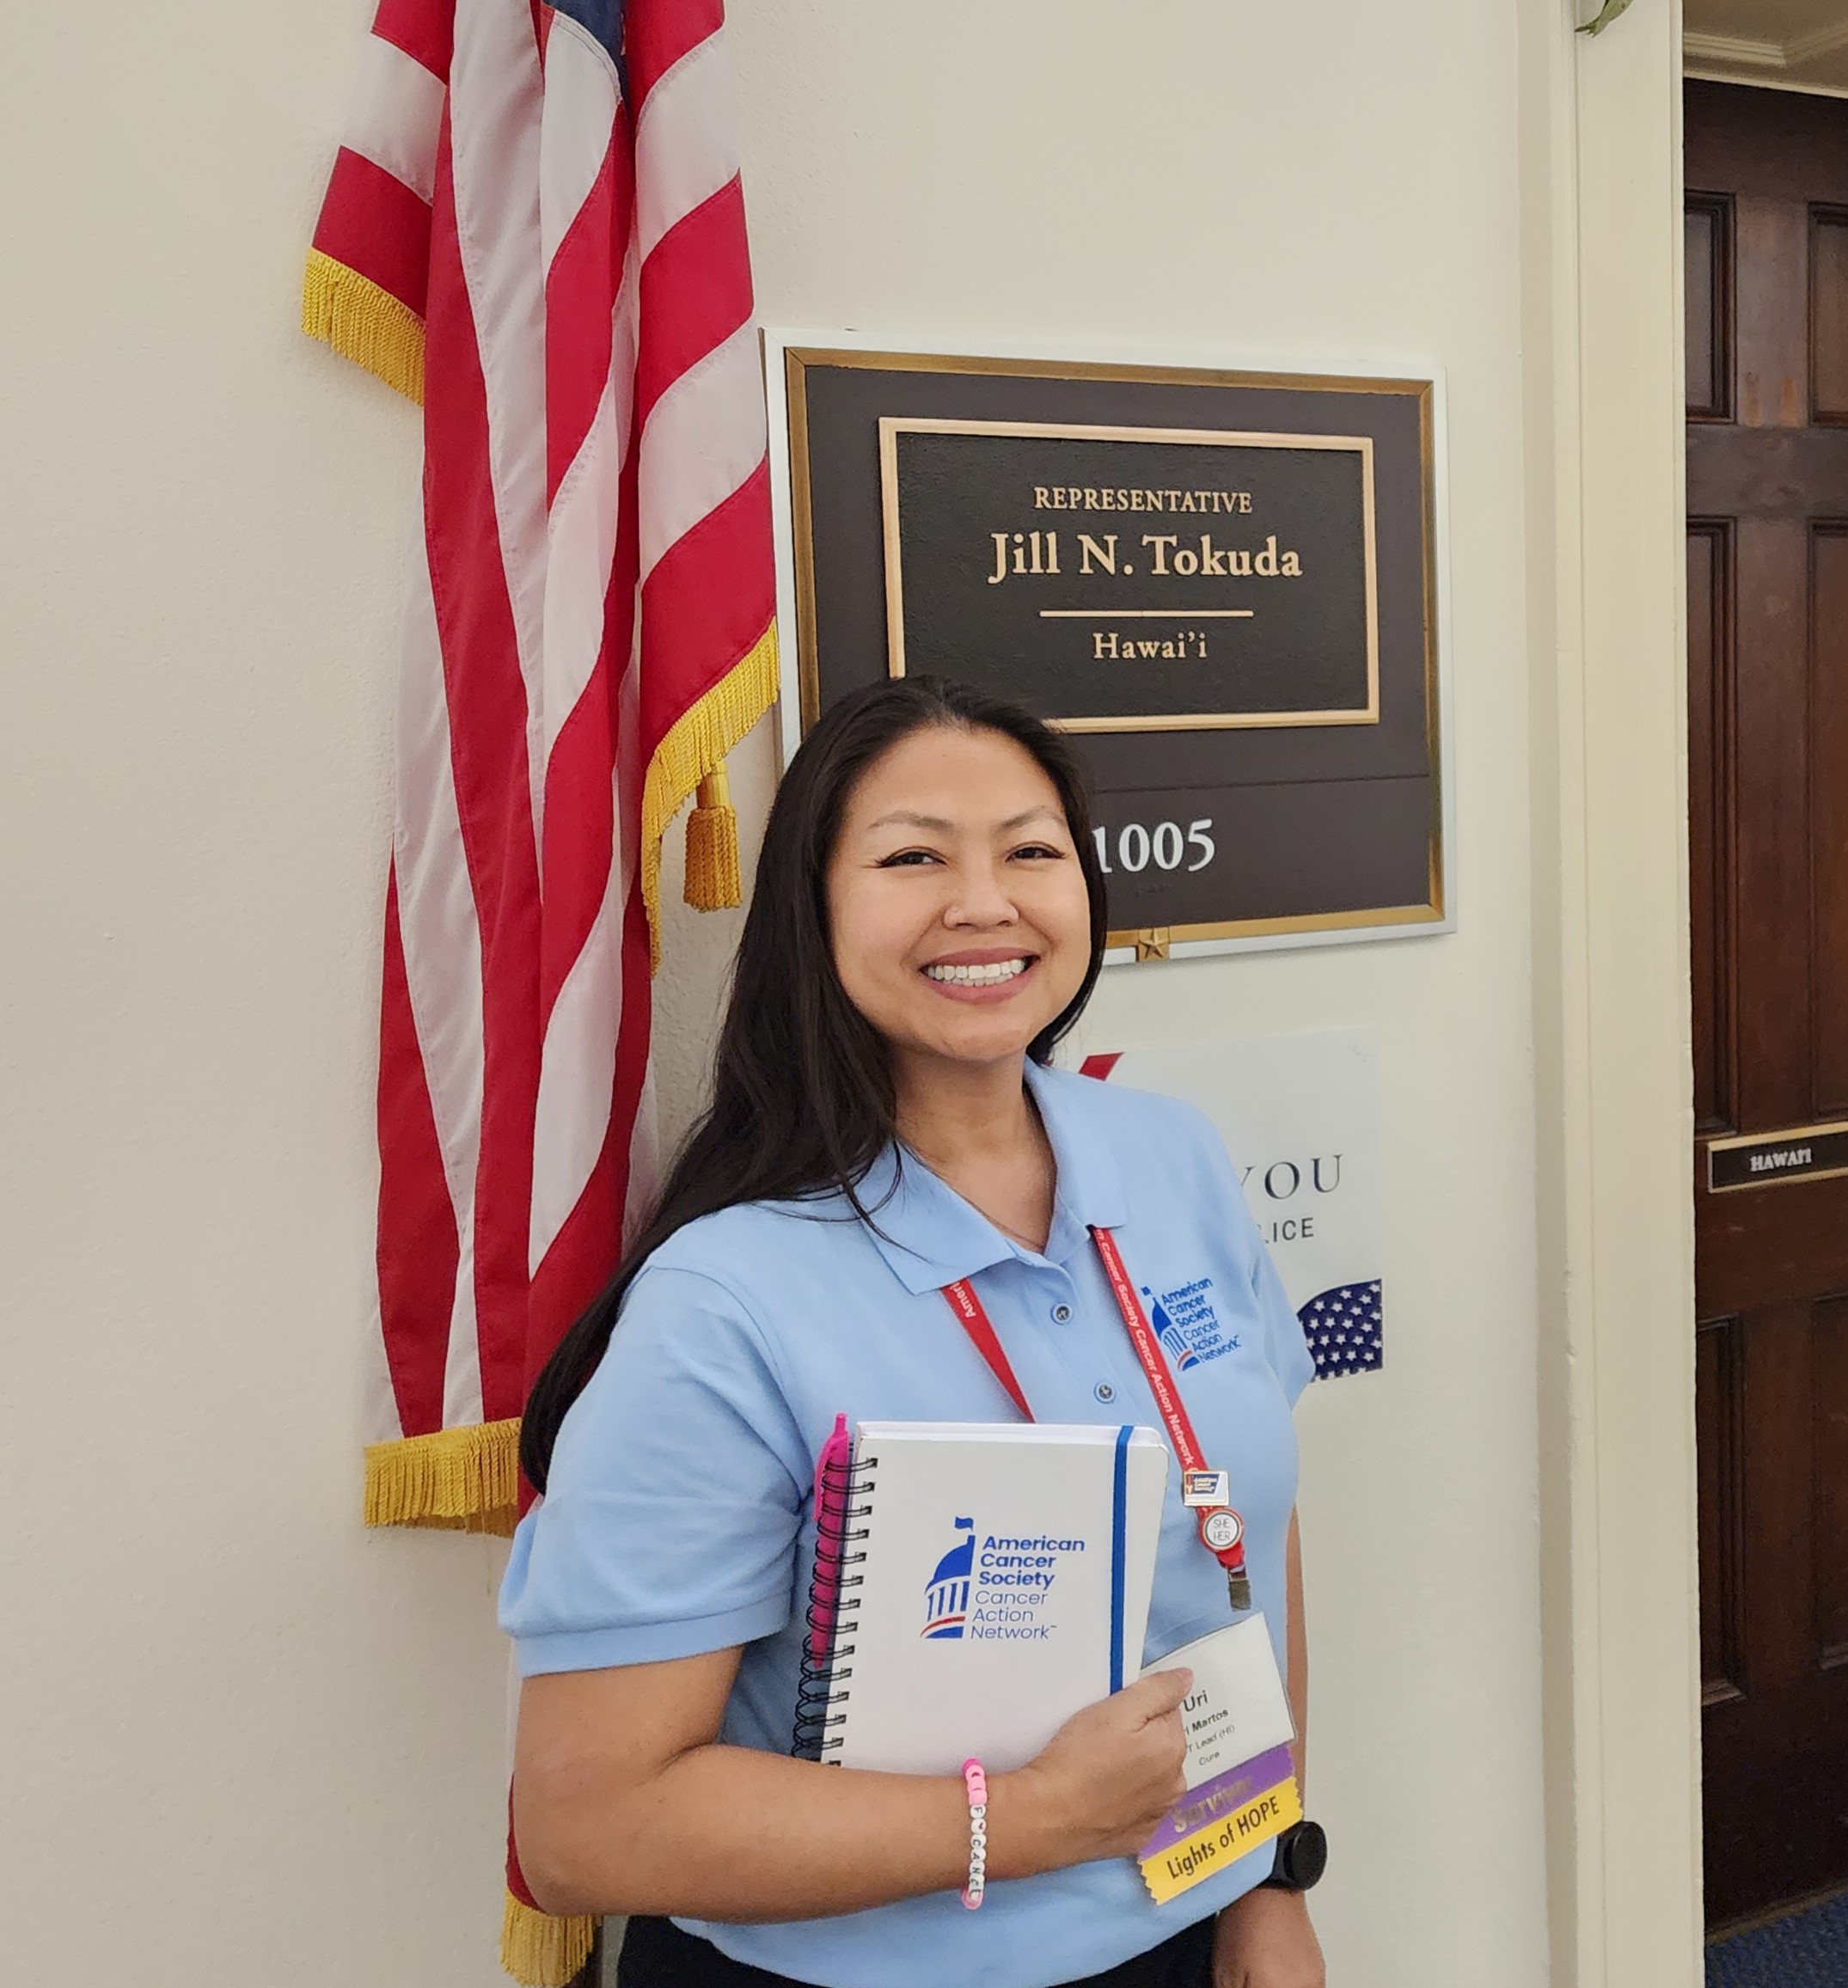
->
xmin=959 ymin=1759 xmax=988 ymax=1909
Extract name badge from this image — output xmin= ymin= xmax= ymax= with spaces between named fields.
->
xmin=1182 ymin=1467 xmax=1232 ymax=1509
xmin=1135 ymin=1616 xmax=1300 ymax=1903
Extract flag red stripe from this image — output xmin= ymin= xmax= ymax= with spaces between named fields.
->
xmin=536 ymin=689 xmax=615 ymax=1021
xmin=637 ymin=458 xmax=774 ymax=749
xmin=421 ymin=133 xmax=542 ymax=1427
xmin=312 ymin=145 xmax=433 ymax=319
xmin=374 ymin=866 xmax=460 ymax=1438
xmin=632 ymin=176 xmax=752 ymax=435
xmin=543 ymin=124 xmax=626 ymax=505
xmin=371 ymin=0 xmax=455 ymax=82
xmin=538 ymin=443 xmax=639 ymax=1024
xmin=625 ymin=0 xmax=724 ymax=104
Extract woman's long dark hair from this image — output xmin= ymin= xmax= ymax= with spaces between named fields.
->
xmin=520 ymin=676 xmax=1107 ymax=1491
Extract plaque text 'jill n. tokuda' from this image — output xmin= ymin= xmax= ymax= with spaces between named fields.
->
xmin=880 ymin=419 xmax=1379 ymax=732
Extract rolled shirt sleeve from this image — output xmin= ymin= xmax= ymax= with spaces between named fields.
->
xmin=499 ymin=1265 xmax=811 ymax=1677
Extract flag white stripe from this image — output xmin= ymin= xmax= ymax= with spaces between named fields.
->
xmin=450 ymin=0 xmax=549 ymax=840
xmin=392 ymin=536 xmax=487 ymax=1434
xmin=529 ymin=818 xmax=626 ymax=1274
xmin=530 ymin=616 xmax=645 ymax=1274
xmin=637 ymin=321 xmax=766 ymax=579
xmin=539 ymin=15 xmax=621 ymax=271
xmin=440 ymin=1249 xmax=486 ymax=1428
xmin=363 ymin=1295 xmax=406 ymax=1451
xmin=538 ymin=263 xmax=638 ymax=787
xmin=346 ymin=32 xmax=448 ymax=205
xmin=613 ymin=624 xmax=654 ymax=1249
xmin=634 ymin=29 xmax=740 ymax=261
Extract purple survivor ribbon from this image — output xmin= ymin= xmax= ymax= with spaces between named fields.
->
xmin=1138 ymin=1743 xmax=1296 ymax=1861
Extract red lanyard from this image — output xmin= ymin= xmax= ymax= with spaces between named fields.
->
xmin=941 ymin=1226 xmax=1250 ymax=1597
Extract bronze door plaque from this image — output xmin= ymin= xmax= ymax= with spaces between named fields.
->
xmin=1706 ymin=1122 xmax=1848 ymax=1194
xmin=771 ymin=342 xmax=1446 ymax=957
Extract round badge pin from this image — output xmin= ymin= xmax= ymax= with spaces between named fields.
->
xmin=1201 ymin=1508 xmax=1244 ymax=1551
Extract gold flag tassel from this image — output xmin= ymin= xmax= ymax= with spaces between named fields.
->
xmin=500 ymin=1891 xmax=596 ymax=1988
xmin=640 ymin=623 xmax=778 ymax=966
xmin=301 ymin=248 xmax=426 ymax=405
xmin=363 ymin=1421 xmax=520 ymax=1535
xmin=682 ymin=760 xmax=743 ymax=910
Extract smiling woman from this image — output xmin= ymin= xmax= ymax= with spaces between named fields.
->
xmin=503 ymin=678 xmax=1324 ymax=1988
xmin=826 ymin=723 xmax=1095 ymax=1251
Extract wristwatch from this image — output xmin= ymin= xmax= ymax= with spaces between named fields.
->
xmin=1259 ymin=1820 xmax=1328 ymax=1892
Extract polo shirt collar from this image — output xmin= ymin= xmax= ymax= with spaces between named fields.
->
xmin=857 ymin=1059 xmax=1130 ymax=1296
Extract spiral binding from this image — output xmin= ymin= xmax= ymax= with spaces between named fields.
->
xmin=791 ymin=1449 xmax=878 ymax=1760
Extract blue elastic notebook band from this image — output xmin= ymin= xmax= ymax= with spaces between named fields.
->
xmin=1109 ymin=1423 xmax=1131 ymax=1692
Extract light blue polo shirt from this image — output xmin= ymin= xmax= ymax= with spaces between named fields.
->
xmin=500 ymin=1060 xmax=1315 ymax=1988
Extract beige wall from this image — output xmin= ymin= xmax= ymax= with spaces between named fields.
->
xmin=1 ymin=1 xmax=1676 ymax=1983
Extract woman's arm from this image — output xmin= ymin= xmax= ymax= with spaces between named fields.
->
xmin=513 ymin=1649 xmax=1194 ymax=1922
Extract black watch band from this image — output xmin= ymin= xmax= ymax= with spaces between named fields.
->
xmin=1258 ymin=1819 xmax=1327 ymax=1892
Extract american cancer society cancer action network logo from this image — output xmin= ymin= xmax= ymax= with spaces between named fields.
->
xmin=1142 ymin=1277 xmax=1241 ymax=1370
xmin=921 ymin=1518 xmax=1088 ymax=1641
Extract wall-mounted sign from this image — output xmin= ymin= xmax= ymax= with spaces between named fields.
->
xmin=1082 ymin=1030 xmax=1383 ymax=1379
xmin=766 ymin=337 xmax=1450 ymax=962
xmin=880 ymin=420 xmax=1379 ymax=731
xmin=1707 ymin=1120 xmax=1848 ymax=1193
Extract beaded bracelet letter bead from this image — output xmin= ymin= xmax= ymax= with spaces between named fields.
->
xmin=960 ymin=1759 xmax=988 ymax=1909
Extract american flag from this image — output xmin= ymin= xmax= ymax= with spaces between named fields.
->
xmin=304 ymin=0 xmax=775 ymax=1976
xmin=1299 ymin=1281 xmax=1385 ymax=1378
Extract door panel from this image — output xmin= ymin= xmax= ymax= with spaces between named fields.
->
xmin=1687 ymin=194 xmax=1733 ymax=419
xmin=1812 ymin=210 xmax=1848 ymax=421
xmin=1686 ymin=79 xmax=1848 ymax=1930
xmin=1816 ymin=531 xmax=1848 ymax=1112
xmin=1687 ymin=520 xmax=1734 ymax=1135
xmin=1697 ymin=1316 xmax=1747 ymax=1707
xmin=1815 ymin=1299 xmax=1848 ymax=1670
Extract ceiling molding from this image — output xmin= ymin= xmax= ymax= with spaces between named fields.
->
xmin=1787 ymin=18 xmax=1848 ymax=62
xmin=1683 ymin=29 xmax=1788 ymax=67
xmin=1684 ymin=64 xmax=1848 ymax=95
xmin=1684 ymin=15 xmax=1848 ymax=72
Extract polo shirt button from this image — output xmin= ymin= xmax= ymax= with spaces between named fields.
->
xmin=1052 ymin=1303 xmax=1073 ymax=1324
xmin=1094 ymin=1381 xmax=1117 ymax=1404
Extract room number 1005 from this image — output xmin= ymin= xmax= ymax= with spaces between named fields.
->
xmin=1092 ymin=819 xmax=1216 ymax=874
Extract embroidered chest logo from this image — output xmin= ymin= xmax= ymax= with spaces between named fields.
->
xmin=1142 ymin=1277 xmax=1242 ymax=1367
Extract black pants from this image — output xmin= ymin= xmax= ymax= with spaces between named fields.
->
xmin=614 ymin=1912 xmax=1215 ymax=1988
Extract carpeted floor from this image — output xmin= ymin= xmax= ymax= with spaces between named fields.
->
xmin=1707 ymin=1892 xmax=1848 ymax=1988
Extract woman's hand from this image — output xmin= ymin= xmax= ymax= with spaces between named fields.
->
xmin=1211 ymin=1885 xmax=1325 ymax=1988
xmin=987 ymin=1668 xmax=1193 ymax=1876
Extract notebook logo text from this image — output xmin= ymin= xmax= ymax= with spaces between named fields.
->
xmin=922 ymin=1518 xmax=1090 ymax=1641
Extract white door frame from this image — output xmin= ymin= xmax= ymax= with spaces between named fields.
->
xmin=1525 ymin=3 xmax=1705 ymax=1984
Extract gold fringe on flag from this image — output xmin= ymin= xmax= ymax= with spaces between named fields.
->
xmin=640 ymin=621 xmax=779 ymax=967
xmin=682 ymin=762 xmax=742 ymax=911
xmin=364 ymin=1420 xmax=520 ymax=1536
xmin=302 ymin=248 xmax=426 ymax=405
xmin=500 ymin=1891 xmax=597 ymax=1988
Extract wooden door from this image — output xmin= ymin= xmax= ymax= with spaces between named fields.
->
xmin=1686 ymin=78 xmax=1848 ymax=1930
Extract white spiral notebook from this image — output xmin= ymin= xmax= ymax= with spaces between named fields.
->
xmin=796 ymin=1421 xmax=1169 ymax=1776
